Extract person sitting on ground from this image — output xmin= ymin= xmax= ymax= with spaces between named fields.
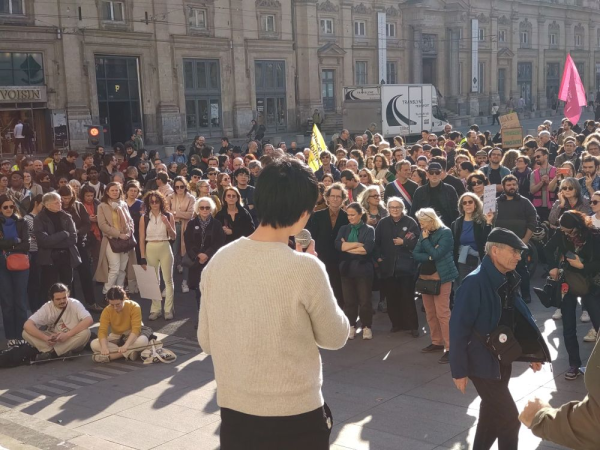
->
xmin=90 ymin=286 xmax=149 ymax=363
xmin=22 ymin=283 xmax=93 ymax=362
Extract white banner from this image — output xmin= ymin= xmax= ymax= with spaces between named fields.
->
xmin=471 ymin=19 xmax=479 ymax=93
xmin=378 ymin=12 xmax=387 ymax=84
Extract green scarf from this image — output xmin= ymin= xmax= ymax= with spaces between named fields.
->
xmin=348 ymin=222 xmax=363 ymax=243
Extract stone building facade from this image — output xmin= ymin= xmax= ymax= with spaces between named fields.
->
xmin=0 ymin=0 xmax=599 ymax=150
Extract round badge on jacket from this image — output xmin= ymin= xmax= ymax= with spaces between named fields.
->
xmin=499 ymin=333 xmax=508 ymax=344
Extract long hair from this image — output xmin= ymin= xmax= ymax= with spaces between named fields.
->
xmin=458 ymin=192 xmax=486 ymax=224
xmin=0 ymin=194 xmax=20 ymax=219
xmin=142 ymin=190 xmax=168 ymax=215
xmin=358 ymin=185 xmax=384 ymax=212
xmin=500 ymin=149 xmax=520 ymax=170
xmin=559 ymin=177 xmax=584 ymax=206
xmin=222 ymin=185 xmax=244 ymax=208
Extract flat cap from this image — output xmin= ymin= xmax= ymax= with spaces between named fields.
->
xmin=487 ymin=227 xmax=528 ymax=251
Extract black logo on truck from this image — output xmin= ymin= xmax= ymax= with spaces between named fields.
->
xmin=386 ymin=95 xmax=417 ymax=127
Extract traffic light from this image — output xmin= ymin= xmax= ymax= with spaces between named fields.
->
xmin=87 ymin=124 xmax=108 ymax=148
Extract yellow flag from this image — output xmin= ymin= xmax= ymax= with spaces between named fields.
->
xmin=308 ymin=124 xmax=326 ymax=172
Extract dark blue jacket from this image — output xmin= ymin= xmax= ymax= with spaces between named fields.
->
xmin=450 ymin=256 xmax=551 ymax=380
xmin=314 ymin=165 xmax=341 ymax=182
xmin=413 ymin=226 xmax=458 ymax=284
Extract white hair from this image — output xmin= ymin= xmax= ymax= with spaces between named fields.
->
xmin=415 ymin=208 xmax=444 ymax=230
xmin=386 ymin=196 xmax=406 ymax=215
xmin=195 ymin=196 xmax=217 ymax=214
xmin=42 ymin=192 xmax=60 ymax=205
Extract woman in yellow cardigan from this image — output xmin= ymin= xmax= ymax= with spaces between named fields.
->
xmin=91 ymin=286 xmax=148 ymax=363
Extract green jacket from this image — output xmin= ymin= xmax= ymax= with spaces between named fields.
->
xmin=530 ymin=340 xmax=600 ymax=449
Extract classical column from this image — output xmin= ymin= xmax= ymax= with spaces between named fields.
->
xmin=341 ymin=3 xmax=354 ymax=88
xmin=412 ymin=27 xmax=423 ymax=83
xmin=510 ymin=14 xmax=520 ymax=102
xmin=490 ymin=16 xmax=500 ymax=108
xmin=294 ymin=0 xmax=322 ymax=121
xmin=537 ymin=16 xmax=548 ymax=111
xmin=230 ymin=0 xmax=253 ymax=137
xmin=152 ymin=0 xmax=181 ymax=144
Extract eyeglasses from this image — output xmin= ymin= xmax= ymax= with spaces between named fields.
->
xmin=560 ymin=186 xmax=575 ymax=191
xmin=369 ymin=194 xmax=380 ymax=199
xmin=470 ymin=180 xmax=484 ymax=186
xmin=328 ymin=195 xmax=343 ymax=200
xmin=198 ymin=206 xmax=211 ymax=211
xmin=388 ymin=206 xmax=402 ymax=210
xmin=175 ymin=185 xmax=186 ymax=190
xmin=462 ymin=200 xmax=475 ymax=206
xmin=208 ymin=172 xmax=217 ymax=176
xmin=2 ymin=205 xmax=15 ymax=210
xmin=149 ymin=199 xmax=160 ymax=204
xmin=225 ymin=194 xmax=238 ymax=199
xmin=428 ymin=170 xmax=441 ymax=176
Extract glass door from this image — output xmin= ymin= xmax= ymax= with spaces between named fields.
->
xmin=322 ymin=70 xmax=335 ymax=111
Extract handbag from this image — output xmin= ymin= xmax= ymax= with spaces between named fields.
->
xmin=563 ymin=270 xmax=590 ymax=297
xmin=4 ymin=252 xmax=29 ymax=271
xmin=534 ymin=276 xmax=564 ymax=308
xmin=415 ymin=278 xmax=441 ymax=296
xmin=108 ymin=234 xmax=137 ymax=254
xmin=474 ymin=325 xmax=523 ymax=366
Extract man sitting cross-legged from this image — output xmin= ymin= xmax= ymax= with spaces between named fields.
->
xmin=23 ymin=283 xmax=93 ymax=362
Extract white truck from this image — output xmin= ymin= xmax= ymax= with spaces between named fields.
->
xmin=342 ymin=84 xmax=449 ymax=140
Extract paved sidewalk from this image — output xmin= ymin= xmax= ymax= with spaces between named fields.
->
xmin=0 ymin=288 xmax=594 ymax=450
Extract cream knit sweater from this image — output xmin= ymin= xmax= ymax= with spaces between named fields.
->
xmin=198 ymin=237 xmax=350 ymax=416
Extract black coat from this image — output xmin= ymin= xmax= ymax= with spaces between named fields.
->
xmin=374 ymin=215 xmax=420 ymax=278
xmin=214 ymin=207 xmax=255 ymax=245
xmin=184 ymin=217 xmax=226 ymax=289
xmin=306 ymin=208 xmax=349 ymax=266
xmin=410 ymin=182 xmax=459 ymax=227
xmin=450 ymin=216 xmax=492 ymax=263
xmin=65 ymin=201 xmax=91 ymax=245
xmin=0 ymin=216 xmax=30 ymax=254
xmin=33 ymin=208 xmax=81 ymax=267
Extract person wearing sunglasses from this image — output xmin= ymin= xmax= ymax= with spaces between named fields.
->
xmin=544 ymin=211 xmax=600 ymax=381
xmin=168 ymin=176 xmax=196 ymax=294
xmin=139 ymin=191 xmax=176 ymax=321
xmin=410 ymin=162 xmax=459 ymax=228
xmin=466 ymin=171 xmax=489 ymax=200
xmin=451 ymin=193 xmax=494 ymax=288
xmin=549 ymin=178 xmax=590 ymax=228
xmin=0 ymin=194 xmax=30 ymax=347
xmin=184 ymin=197 xmax=225 ymax=326
xmin=215 ymin=186 xmax=255 ymax=245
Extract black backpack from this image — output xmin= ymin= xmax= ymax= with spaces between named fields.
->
xmin=0 ymin=344 xmax=38 ymax=368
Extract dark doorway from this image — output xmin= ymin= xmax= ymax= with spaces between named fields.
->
xmin=423 ymin=59 xmax=435 ymax=85
xmin=322 ymin=69 xmax=335 ymax=112
xmin=108 ymin=102 xmax=131 ymax=144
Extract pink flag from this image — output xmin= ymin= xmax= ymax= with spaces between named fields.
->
xmin=558 ymin=54 xmax=587 ymax=125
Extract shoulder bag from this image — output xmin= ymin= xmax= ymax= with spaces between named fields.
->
xmin=108 ymin=235 xmax=137 ymax=253
xmin=4 ymin=251 xmax=29 ymax=271
xmin=474 ymin=325 xmax=523 ymax=366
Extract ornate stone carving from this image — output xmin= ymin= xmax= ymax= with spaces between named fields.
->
xmin=317 ymin=0 xmax=338 ymax=13
xmin=386 ymin=6 xmax=399 ymax=17
xmin=575 ymin=23 xmax=584 ymax=33
xmin=476 ymin=13 xmax=489 ymax=24
xmin=519 ymin=18 xmax=532 ymax=32
xmin=549 ymin=21 xmax=559 ymax=33
xmin=498 ymin=15 xmax=510 ymax=26
xmin=353 ymin=3 xmax=372 ymax=15
xmin=256 ymin=0 xmax=281 ymax=8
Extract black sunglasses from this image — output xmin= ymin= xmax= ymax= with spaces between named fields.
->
xmin=428 ymin=170 xmax=441 ymax=176
xmin=470 ymin=180 xmax=484 ymax=186
xmin=560 ymin=186 xmax=574 ymax=191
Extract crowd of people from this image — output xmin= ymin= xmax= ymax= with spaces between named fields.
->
xmin=1 ymin=118 xmax=600 ymax=449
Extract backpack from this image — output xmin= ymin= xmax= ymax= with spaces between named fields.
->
xmin=0 ymin=344 xmax=38 ymax=368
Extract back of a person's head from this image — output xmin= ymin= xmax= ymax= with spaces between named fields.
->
xmin=254 ymin=157 xmax=318 ymax=229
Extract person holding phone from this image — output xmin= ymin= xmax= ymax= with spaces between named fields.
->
xmin=544 ymin=211 xmax=600 ymax=380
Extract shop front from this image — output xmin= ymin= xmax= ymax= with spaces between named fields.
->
xmin=0 ymin=52 xmax=51 ymax=156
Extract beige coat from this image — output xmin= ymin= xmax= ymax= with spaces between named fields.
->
xmin=168 ymin=192 xmax=196 ymax=256
xmin=94 ymin=201 xmax=137 ymax=283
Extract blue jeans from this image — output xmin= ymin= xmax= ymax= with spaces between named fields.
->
xmin=561 ymin=292 xmax=583 ymax=368
xmin=0 ymin=254 xmax=29 ymax=340
xmin=172 ymin=222 xmax=189 ymax=283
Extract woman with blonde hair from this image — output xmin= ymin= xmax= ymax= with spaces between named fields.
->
xmin=358 ymin=168 xmax=379 ymax=188
xmin=359 ymin=185 xmax=388 ymax=228
xmin=413 ymin=208 xmax=458 ymax=364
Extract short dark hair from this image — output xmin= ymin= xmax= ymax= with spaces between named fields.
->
xmin=103 ymin=153 xmax=115 ymax=167
xmin=254 ymin=157 xmax=318 ymax=229
xmin=430 ymin=147 xmax=444 ymax=158
xmin=124 ymin=141 xmax=134 ymax=149
xmin=190 ymin=168 xmax=203 ymax=178
xmin=582 ymin=155 xmax=600 ymax=167
xmin=67 ymin=150 xmax=79 ymax=158
xmin=449 ymin=131 xmax=461 ymax=140
xmin=429 ymin=156 xmax=447 ymax=171
xmin=470 ymin=124 xmax=480 ymax=132
xmin=201 ymin=147 xmax=212 ymax=159
xmin=234 ymin=167 xmax=250 ymax=178
xmin=222 ymin=137 xmax=229 ymax=143
xmin=501 ymin=174 xmax=518 ymax=186
xmin=48 ymin=283 xmax=69 ymax=300
xmin=535 ymin=147 xmax=549 ymax=156
xmin=176 ymin=144 xmax=186 ymax=152
xmin=86 ymin=166 xmax=98 ymax=175
xmin=340 ymin=169 xmax=358 ymax=182
xmin=409 ymin=144 xmax=423 ymax=156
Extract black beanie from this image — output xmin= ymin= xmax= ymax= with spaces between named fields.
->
xmin=559 ymin=212 xmax=581 ymax=230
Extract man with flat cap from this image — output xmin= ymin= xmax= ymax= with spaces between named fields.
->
xmin=450 ymin=228 xmax=551 ymax=450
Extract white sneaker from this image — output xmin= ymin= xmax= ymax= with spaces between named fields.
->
xmin=581 ymin=311 xmax=591 ymax=323
xmin=148 ymin=311 xmax=162 ymax=321
xmin=177 ymin=265 xmax=183 ymax=274
xmin=164 ymin=311 xmax=174 ymax=320
xmin=552 ymin=309 xmax=562 ymax=320
xmin=363 ymin=327 xmax=373 ymax=340
xmin=161 ymin=289 xmax=166 ymax=298
xmin=92 ymin=354 xmax=110 ymax=363
xmin=181 ymin=282 xmax=190 ymax=293
xmin=348 ymin=326 xmax=356 ymax=340
xmin=583 ymin=328 xmax=597 ymax=342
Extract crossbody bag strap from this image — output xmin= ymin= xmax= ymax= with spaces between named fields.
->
xmin=49 ymin=304 xmax=67 ymax=332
